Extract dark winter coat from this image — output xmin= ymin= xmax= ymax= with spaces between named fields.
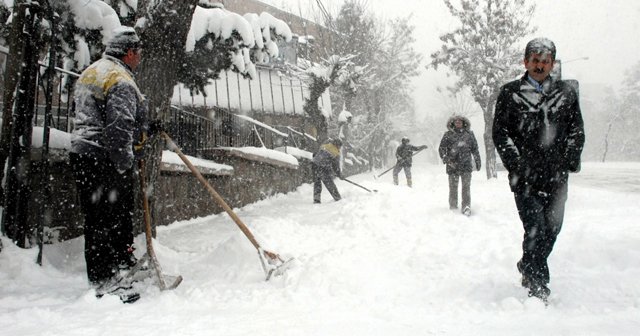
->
xmin=313 ymin=142 xmax=342 ymax=176
xmin=71 ymin=55 xmax=148 ymax=172
xmin=439 ymin=116 xmax=481 ymax=175
xmin=396 ymin=143 xmax=421 ymax=167
xmin=492 ymin=73 xmax=585 ymax=194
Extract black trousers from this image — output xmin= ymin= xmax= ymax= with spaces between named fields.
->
xmin=514 ymin=183 xmax=568 ymax=286
xmin=312 ymin=163 xmax=341 ymax=202
xmin=448 ymin=172 xmax=471 ymax=209
xmin=70 ymin=153 xmax=135 ymax=285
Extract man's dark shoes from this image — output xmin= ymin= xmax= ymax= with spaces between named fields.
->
xmin=527 ymin=282 xmax=550 ymax=303
xmin=95 ymin=275 xmax=141 ymax=304
xmin=521 ymin=276 xmax=550 ymax=303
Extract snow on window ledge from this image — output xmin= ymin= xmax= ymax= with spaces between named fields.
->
xmin=217 ymin=146 xmax=299 ymax=169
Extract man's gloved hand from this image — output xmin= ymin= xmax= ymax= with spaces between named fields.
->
xmin=148 ymin=119 xmax=165 ymax=136
xmin=476 ymin=160 xmax=481 ymax=171
xmin=134 ymin=132 xmax=147 ymax=158
xmin=420 ymin=145 xmax=428 ymax=150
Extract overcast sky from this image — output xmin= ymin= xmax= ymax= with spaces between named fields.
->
xmin=267 ymin=0 xmax=640 ymax=115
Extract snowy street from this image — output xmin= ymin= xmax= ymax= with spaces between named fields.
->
xmin=1 ymin=158 xmax=639 ymax=335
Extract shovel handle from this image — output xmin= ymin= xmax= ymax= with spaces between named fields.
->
xmin=161 ymin=132 xmax=266 ymax=253
xmin=138 ymin=159 xmax=167 ymax=289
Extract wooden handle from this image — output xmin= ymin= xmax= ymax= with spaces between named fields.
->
xmin=138 ymin=159 xmax=167 ymax=289
xmin=161 ymin=132 xmax=262 ymax=250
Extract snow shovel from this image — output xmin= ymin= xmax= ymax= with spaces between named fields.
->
xmin=137 ymin=159 xmax=183 ymax=290
xmin=342 ymin=177 xmax=377 ymax=193
xmin=161 ymin=131 xmax=293 ymax=281
xmin=376 ymin=147 xmax=427 ymax=178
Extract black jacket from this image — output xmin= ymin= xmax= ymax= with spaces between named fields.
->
xmin=396 ymin=143 xmax=422 ymax=167
xmin=438 ymin=116 xmax=481 ymax=175
xmin=492 ymin=73 xmax=585 ymax=193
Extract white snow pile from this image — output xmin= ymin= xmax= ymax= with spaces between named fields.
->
xmin=274 ymin=146 xmax=313 ymax=161
xmin=221 ymin=146 xmax=298 ymax=168
xmin=1 ymin=160 xmax=639 ymax=335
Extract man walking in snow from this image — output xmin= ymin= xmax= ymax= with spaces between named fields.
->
xmin=493 ymin=38 xmax=585 ymax=302
xmin=393 ymin=137 xmax=427 ymax=187
xmin=438 ymin=116 xmax=481 ymax=215
xmin=70 ymin=26 xmax=147 ymax=302
xmin=312 ymin=138 xmax=344 ymax=203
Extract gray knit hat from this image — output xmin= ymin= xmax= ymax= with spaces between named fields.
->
xmin=105 ymin=26 xmax=141 ymax=57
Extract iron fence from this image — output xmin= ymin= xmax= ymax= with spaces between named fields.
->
xmin=1 ymin=47 xmax=311 ymax=159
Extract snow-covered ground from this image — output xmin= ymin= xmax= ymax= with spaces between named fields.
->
xmin=1 ymin=157 xmax=639 ymax=335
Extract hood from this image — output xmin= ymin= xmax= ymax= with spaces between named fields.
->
xmin=446 ymin=115 xmax=471 ymax=132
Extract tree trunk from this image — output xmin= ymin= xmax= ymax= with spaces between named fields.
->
xmin=135 ymin=1 xmax=198 ymax=235
xmin=303 ymin=78 xmax=330 ymax=148
xmin=482 ymin=96 xmax=498 ymax=179
xmin=2 ymin=1 xmax=45 ymax=246
xmin=601 ymin=122 xmax=613 ymax=162
xmin=0 ymin=0 xmax=27 ymax=207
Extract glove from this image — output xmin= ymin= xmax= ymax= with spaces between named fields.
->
xmin=476 ymin=161 xmax=481 ymax=171
xmin=133 ymin=132 xmax=147 ymax=158
xmin=420 ymin=145 xmax=428 ymax=150
xmin=148 ymin=119 xmax=165 ymax=136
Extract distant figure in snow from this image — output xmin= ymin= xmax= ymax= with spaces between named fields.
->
xmin=393 ymin=137 xmax=427 ymax=187
xmin=70 ymin=26 xmax=148 ymax=303
xmin=438 ymin=116 xmax=481 ymax=215
xmin=493 ymin=37 xmax=585 ymax=302
xmin=312 ymin=138 xmax=344 ymax=203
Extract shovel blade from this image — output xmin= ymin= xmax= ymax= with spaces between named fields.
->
xmin=265 ymin=257 xmax=295 ymax=281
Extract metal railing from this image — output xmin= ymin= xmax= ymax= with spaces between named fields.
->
xmin=1 ymin=46 xmax=307 ymax=158
xmin=0 ymin=45 xmax=77 ymax=135
xmin=167 ymin=105 xmax=293 ymax=157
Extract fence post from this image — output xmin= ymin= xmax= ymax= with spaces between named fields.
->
xmin=36 ymin=1 xmax=57 ymax=265
xmin=258 ymin=70 xmax=265 ymax=113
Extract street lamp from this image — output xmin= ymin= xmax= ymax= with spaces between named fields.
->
xmin=562 ymin=56 xmax=590 ymax=64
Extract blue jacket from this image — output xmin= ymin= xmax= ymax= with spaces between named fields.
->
xmin=313 ymin=143 xmax=341 ymax=175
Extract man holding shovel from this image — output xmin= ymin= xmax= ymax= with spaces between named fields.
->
xmin=312 ymin=138 xmax=344 ymax=203
xmin=70 ymin=27 xmax=147 ymax=303
xmin=393 ymin=137 xmax=427 ymax=187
